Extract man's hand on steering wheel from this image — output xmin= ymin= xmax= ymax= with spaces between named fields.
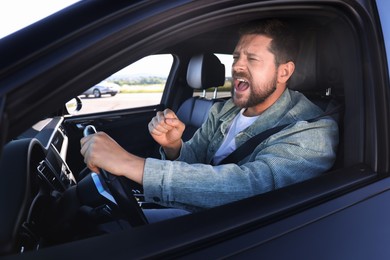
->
xmin=80 ymin=125 xmax=148 ymax=226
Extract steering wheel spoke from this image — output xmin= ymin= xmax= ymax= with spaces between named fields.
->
xmin=82 ymin=125 xmax=148 ymax=227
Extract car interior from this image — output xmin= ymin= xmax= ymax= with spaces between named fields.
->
xmin=0 ymin=3 xmax=380 ymax=255
xmin=176 ymin=52 xmax=226 ymax=142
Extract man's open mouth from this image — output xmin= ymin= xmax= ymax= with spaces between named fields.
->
xmin=234 ymin=78 xmax=250 ymax=92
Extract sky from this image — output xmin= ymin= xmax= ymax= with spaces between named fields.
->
xmin=0 ymin=0 xmax=79 ymax=39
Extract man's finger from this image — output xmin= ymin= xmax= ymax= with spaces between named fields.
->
xmin=149 ymin=123 xmax=168 ymax=136
xmin=163 ymin=108 xmax=177 ymax=119
xmin=165 ymin=117 xmax=181 ymax=127
xmin=150 ymin=116 xmax=173 ymax=132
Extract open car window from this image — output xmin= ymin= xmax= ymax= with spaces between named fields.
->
xmin=76 ymin=53 xmax=232 ymax=115
xmin=76 ymin=54 xmax=173 ymax=114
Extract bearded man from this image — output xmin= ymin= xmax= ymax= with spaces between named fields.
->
xmin=81 ymin=19 xmax=338 ymax=221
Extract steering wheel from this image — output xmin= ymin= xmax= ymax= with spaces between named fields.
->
xmin=83 ymin=125 xmax=148 ymax=227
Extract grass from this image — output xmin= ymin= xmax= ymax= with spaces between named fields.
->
xmin=118 ymin=81 xmax=232 ymax=94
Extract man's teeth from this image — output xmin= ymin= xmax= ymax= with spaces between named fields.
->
xmin=237 ymin=78 xmax=247 ymax=83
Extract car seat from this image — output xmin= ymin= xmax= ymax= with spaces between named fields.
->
xmin=288 ymin=25 xmax=345 ymax=169
xmin=176 ymin=53 xmax=226 ymax=141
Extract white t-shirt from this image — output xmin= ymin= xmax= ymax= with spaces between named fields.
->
xmin=213 ymin=109 xmax=259 ymax=165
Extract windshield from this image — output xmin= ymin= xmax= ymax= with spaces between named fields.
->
xmin=376 ymin=0 xmax=390 ymax=78
xmin=0 ymin=0 xmax=79 ymax=39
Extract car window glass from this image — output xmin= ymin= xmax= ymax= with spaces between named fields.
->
xmin=77 ymin=54 xmax=173 ymax=115
xmin=194 ymin=53 xmax=233 ymax=98
xmin=0 ymin=0 xmax=79 ymax=39
xmin=376 ymin=0 xmax=390 ymax=76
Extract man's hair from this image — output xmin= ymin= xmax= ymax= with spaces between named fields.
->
xmin=239 ymin=19 xmax=298 ymax=66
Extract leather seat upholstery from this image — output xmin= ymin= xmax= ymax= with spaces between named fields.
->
xmin=176 ymin=53 xmax=225 ymax=141
xmin=288 ymin=26 xmax=344 ymax=168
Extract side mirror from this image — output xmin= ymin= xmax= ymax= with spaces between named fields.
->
xmin=65 ymin=97 xmax=82 ymax=115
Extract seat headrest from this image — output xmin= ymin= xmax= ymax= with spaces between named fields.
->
xmin=288 ymin=31 xmax=317 ymax=92
xmin=288 ymin=27 xmax=343 ymax=97
xmin=186 ymin=53 xmax=225 ymax=90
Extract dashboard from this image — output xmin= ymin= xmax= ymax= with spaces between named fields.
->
xmin=19 ymin=117 xmax=76 ymax=191
xmin=0 ymin=116 xmax=77 ymax=253
xmin=0 ymin=116 xmax=144 ymax=254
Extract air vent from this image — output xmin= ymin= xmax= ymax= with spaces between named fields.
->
xmin=37 ymin=160 xmax=65 ymax=192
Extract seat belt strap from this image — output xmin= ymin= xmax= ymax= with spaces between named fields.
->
xmin=216 ymin=103 xmax=342 ymax=165
xmin=217 ymin=123 xmax=288 ymax=165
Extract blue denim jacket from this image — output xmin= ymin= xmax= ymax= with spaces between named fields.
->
xmin=143 ymin=89 xmax=339 ymax=212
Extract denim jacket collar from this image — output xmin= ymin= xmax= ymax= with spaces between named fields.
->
xmin=218 ymin=89 xmax=295 ymax=142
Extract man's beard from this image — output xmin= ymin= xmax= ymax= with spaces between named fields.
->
xmin=232 ymin=74 xmax=278 ymax=108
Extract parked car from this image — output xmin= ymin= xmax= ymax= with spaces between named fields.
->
xmin=82 ymin=81 xmax=120 ymax=98
xmin=0 ymin=0 xmax=389 ymax=259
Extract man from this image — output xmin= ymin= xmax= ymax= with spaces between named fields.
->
xmin=80 ymin=19 xmax=338 ymax=215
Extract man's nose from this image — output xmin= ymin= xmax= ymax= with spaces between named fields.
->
xmin=232 ymin=57 xmax=245 ymax=73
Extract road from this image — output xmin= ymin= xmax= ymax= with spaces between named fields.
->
xmin=75 ymin=91 xmax=231 ymax=115
xmin=77 ymin=93 xmax=163 ymax=114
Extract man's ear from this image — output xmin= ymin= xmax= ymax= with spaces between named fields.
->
xmin=277 ymin=61 xmax=295 ymax=84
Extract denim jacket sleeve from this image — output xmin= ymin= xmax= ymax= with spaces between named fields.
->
xmin=142 ymin=92 xmax=339 ymax=212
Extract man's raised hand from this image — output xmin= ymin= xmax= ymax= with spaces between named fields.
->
xmin=148 ymin=109 xmax=185 ymax=159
